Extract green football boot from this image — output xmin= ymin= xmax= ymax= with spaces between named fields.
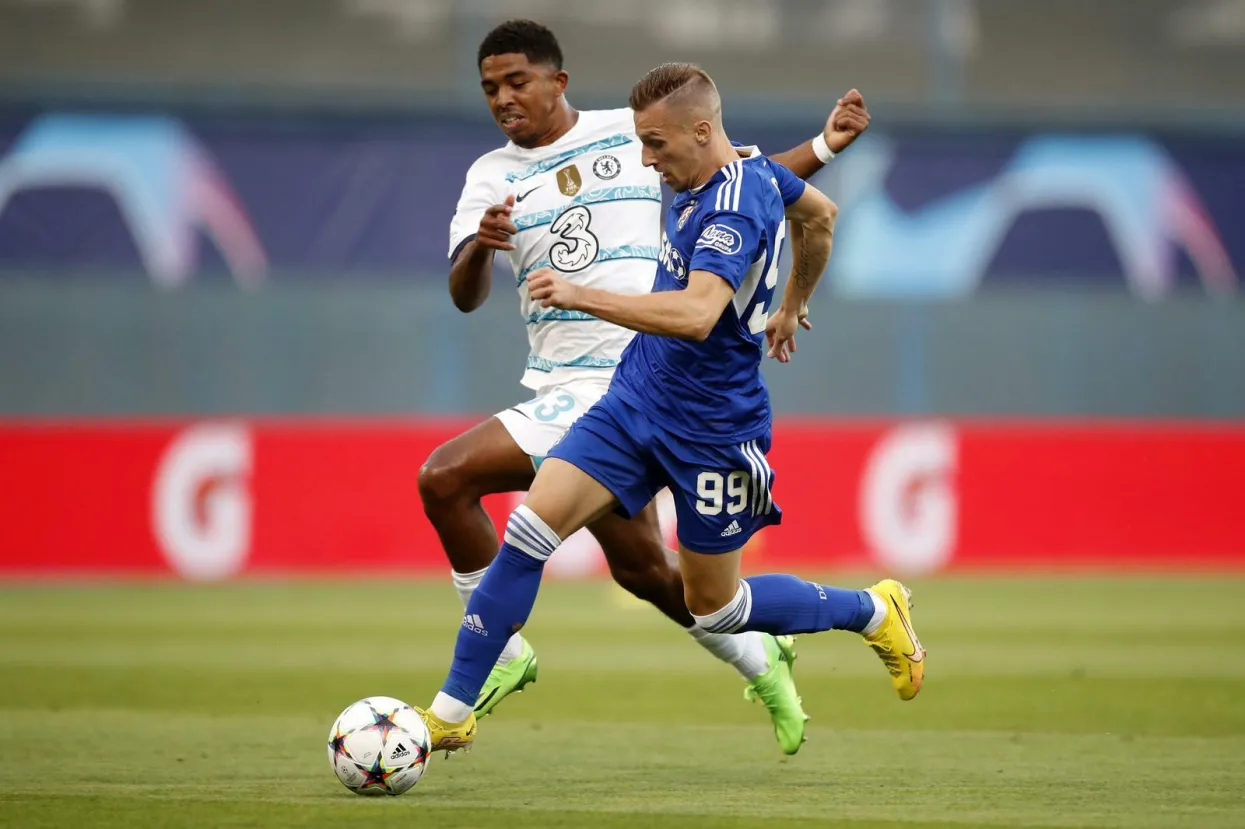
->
xmin=743 ymin=634 xmax=809 ymax=755
xmin=473 ymin=639 xmax=539 ymax=718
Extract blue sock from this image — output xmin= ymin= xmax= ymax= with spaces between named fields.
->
xmin=694 ymin=574 xmax=875 ymax=635
xmin=439 ymin=505 xmax=560 ymax=706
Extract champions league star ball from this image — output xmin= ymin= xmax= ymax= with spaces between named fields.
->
xmin=327 ymin=697 xmax=431 ymax=796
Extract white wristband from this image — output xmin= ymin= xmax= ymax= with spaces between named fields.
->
xmin=811 ymin=132 xmax=836 ymax=164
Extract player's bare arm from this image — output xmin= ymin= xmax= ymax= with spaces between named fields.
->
xmin=448 ymin=194 xmax=519 ymax=312
xmin=527 ymin=268 xmax=734 ymax=342
xmin=767 ymin=89 xmax=871 ymax=179
xmin=767 ymin=184 xmax=838 ymax=362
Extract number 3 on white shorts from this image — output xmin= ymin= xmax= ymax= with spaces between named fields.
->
xmin=533 ymin=393 xmax=576 ymax=423
xmin=696 ymin=471 xmax=750 ymax=515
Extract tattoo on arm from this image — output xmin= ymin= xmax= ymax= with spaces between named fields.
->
xmin=795 ymin=243 xmax=811 ymax=290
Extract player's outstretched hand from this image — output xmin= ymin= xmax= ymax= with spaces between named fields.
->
xmin=766 ymin=307 xmax=801 ymax=364
xmin=527 ymin=268 xmax=581 ymax=309
xmin=477 ymin=194 xmax=519 ymax=252
xmin=824 ymin=89 xmax=870 ymax=154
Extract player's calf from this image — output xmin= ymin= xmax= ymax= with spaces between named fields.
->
xmin=591 ymin=510 xmax=695 ymax=627
xmin=606 ymin=553 xmax=693 ymax=625
xmin=430 ymin=505 xmax=560 ymax=726
xmin=417 ymin=449 xmax=499 ymax=574
xmin=592 ymin=512 xmax=784 ymax=693
xmin=420 ymin=436 xmax=536 ymax=676
xmin=417 ymin=417 xmax=538 ymax=573
xmin=688 ymin=574 xmax=926 ymax=701
xmin=692 ymin=576 xmax=878 ymax=636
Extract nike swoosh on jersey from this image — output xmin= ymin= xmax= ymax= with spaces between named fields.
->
xmin=516 ymin=184 xmax=545 ymax=202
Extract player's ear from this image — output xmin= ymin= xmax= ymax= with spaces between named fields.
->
xmin=553 ymin=70 xmax=569 ymax=95
xmin=694 ymin=119 xmax=712 ymax=146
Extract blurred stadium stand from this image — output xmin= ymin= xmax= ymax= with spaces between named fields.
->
xmin=0 ymin=0 xmax=1243 ymax=419
xmin=3 ymin=0 xmax=1245 ymax=121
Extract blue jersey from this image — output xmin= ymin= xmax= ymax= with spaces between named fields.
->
xmin=610 ymin=155 xmax=806 ymax=442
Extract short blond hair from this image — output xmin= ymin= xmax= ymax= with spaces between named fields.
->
xmin=628 ymin=62 xmax=719 ymax=114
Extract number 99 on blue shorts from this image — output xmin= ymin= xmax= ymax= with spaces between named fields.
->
xmin=546 ymin=390 xmax=781 ymax=554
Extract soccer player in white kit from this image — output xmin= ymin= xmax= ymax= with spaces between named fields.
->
xmin=419 ymin=19 xmax=870 ymax=754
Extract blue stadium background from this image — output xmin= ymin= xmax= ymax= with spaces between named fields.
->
xmin=1 ymin=0 xmax=1243 ymax=419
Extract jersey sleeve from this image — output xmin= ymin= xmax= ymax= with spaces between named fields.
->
xmin=688 ymin=210 xmax=765 ymax=291
xmin=447 ymin=159 xmax=499 ymax=262
xmin=768 ymin=158 xmax=806 ymax=207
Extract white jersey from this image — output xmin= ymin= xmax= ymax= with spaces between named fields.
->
xmin=448 ymin=108 xmax=661 ymax=390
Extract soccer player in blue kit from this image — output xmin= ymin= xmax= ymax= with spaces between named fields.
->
xmin=419 ymin=63 xmax=926 ymax=755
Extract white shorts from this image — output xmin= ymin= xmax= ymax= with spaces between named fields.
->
xmin=494 ymin=376 xmax=613 ymax=462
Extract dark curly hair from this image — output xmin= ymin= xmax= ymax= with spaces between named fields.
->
xmin=477 ymin=20 xmax=563 ymax=71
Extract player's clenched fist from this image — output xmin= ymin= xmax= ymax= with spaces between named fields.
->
xmin=527 ymin=268 xmax=580 ymax=309
xmin=476 ymin=193 xmax=519 ymax=252
xmin=825 ymin=89 xmax=870 ymax=154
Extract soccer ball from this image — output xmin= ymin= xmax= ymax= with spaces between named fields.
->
xmin=327 ymin=696 xmax=431 ymax=796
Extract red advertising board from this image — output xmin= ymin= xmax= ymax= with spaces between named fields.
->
xmin=1 ymin=419 xmax=1242 ymax=579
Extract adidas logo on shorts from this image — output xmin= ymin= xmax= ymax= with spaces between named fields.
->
xmin=720 ymin=519 xmax=742 ymax=537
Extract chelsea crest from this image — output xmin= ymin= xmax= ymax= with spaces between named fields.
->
xmin=592 ymin=154 xmax=621 ymax=180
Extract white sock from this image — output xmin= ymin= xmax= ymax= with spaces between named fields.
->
xmin=861 ymin=589 xmax=887 ymax=636
xmin=430 ymin=691 xmax=474 ymax=725
xmin=452 ymin=566 xmax=526 ymax=665
xmin=691 ymin=581 xmax=752 ymax=635
xmin=687 ymin=626 xmax=771 ymax=681
xmin=451 ymin=566 xmax=487 ymax=608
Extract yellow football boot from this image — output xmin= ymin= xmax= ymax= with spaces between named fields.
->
xmin=863 ymin=579 xmax=926 ymax=700
xmin=416 ymin=707 xmax=477 ymax=757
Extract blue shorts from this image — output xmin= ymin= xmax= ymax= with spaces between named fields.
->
xmin=545 ymin=391 xmax=781 ymax=554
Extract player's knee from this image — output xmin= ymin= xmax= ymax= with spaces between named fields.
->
xmin=606 ymin=553 xmax=676 ymax=604
xmin=684 ymin=580 xmax=741 ymax=619
xmin=417 ymin=448 xmax=470 ymax=511
xmin=688 ymin=581 xmax=749 ymax=634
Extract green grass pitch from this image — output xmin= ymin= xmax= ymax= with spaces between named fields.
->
xmin=2 ymin=576 xmax=1244 ymax=828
